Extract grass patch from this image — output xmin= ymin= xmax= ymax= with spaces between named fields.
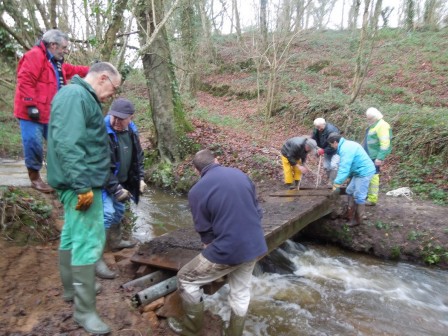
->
xmin=191 ymin=106 xmax=245 ymax=128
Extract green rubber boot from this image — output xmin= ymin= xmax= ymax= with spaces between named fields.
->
xmin=168 ymin=301 xmax=204 ymax=336
xmin=59 ymin=250 xmax=74 ymax=302
xmin=72 ymin=265 xmax=111 ymax=334
xmin=224 ymin=310 xmax=246 ymax=336
xmin=59 ymin=250 xmax=102 ymax=302
xmin=108 ymin=225 xmax=137 ymax=251
xmin=95 ymin=257 xmax=117 ymax=279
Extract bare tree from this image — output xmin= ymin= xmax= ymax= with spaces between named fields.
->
xmin=423 ymin=0 xmax=442 ymax=30
xmin=232 ymin=0 xmax=242 ymax=39
xmin=340 ymin=0 xmax=346 ymax=29
xmin=278 ymin=0 xmax=293 ymax=33
xmin=312 ymin=0 xmax=338 ymax=30
xmin=197 ymin=0 xmax=216 ymax=62
xmin=348 ymin=0 xmax=361 ymax=31
xmin=405 ymin=0 xmax=415 ymax=31
xmin=349 ymin=0 xmax=382 ymax=104
xmin=260 ymin=0 xmax=268 ymax=49
xmin=293 ymin=0 xmax=312 ymax=31
xmin=380 ymin=6 xmax=394 ymax=27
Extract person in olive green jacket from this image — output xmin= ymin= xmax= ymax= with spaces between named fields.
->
xmin=47 ymin=62 xmax=121 ymax=335
xmin=362 ymin=107 xmax=392 ymax=206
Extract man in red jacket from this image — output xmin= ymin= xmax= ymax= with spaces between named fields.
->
xmin=14 ymin=29 xmax=89 ymax=193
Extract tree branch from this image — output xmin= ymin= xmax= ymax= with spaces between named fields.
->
xmin=139 ymin=0 xmax=183 ymax=55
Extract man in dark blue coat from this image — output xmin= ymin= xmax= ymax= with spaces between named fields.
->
xmin=168 ymin=149 xmax=268 ymax=336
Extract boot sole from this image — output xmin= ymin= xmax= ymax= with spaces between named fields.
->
xmin=74 ymin=318 xmax=111 ymax=334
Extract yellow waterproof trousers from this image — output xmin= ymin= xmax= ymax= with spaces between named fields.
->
xmin=281 ymin=155 xmax=302 ymax=184
xmin=367 ymin=173 xmax=380 ymax=203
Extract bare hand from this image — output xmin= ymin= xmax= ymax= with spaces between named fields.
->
xmin=375 ymin=159 xmax=384 ymax=166
xmin=297 ymin=165 xmax=309 ymax=174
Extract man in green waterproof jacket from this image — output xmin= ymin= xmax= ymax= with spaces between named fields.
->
xmin=47 ymin=62 xmax=121 ymax=335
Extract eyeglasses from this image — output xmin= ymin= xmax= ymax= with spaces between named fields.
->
xmin=106 ymin=75 xmax=121 ymax=94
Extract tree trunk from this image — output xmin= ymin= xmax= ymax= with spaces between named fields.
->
xmin=100 ymin=0 xmax=128 ymax=61
xmin=340 ymin=0 xmax=346 ymax=29
xmin=136 ymin=0 xmax=185 ymax=163
xmin=180 ymin=0 xmax=199 ymax=96
xmin=294 ymin=0 xmax=305 ymax=31
xmin=423 ymin=0 xmax=440 ymax=30
xmin=49 ymin=0 xmax=57 ymax=29
xmin=278 ymin=0 xmax=292 ymax=33
xmin=197 ymin=0 xmax=216 ymax=62
xmin=260 ymin=0 xmax=268 ymax=50
xmin=348 ymin=0 xmax=361 ymax=31
xmin=232 ymin=0 xmax=242 ymax=40
xmin=405 ymin=0 xmax=415 ymax=31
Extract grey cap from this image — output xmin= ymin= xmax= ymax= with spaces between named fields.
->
xmin=108 ymin=98 xmax=135 ymax=119
xmin=305 ymin=138 xmax=318 ymax=153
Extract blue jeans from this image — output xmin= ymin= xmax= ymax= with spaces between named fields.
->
xmin=19 ymin=119 xmax=48 ymax=171
xmin=102 ymin=190 xmax=125 ymax=229
xmin=346 ymin=174 xmax=374 ymax=205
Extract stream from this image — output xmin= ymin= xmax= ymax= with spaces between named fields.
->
xmin=132 ymin=189 xmax=448 ymax=336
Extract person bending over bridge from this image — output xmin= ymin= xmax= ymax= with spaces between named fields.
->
xmin=168 ymin=149 xmax=268 ymax=336
xmin=280 ymin=137 xmax=318 ymax=189
xmin=328 ymin=133 xmax=376 ymax=227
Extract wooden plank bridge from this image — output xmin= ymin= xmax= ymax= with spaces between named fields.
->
xmin=131 ymin=188 xmax=339 ymax=272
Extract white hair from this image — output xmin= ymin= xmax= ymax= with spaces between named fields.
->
xmin=42 ymin=29 xmax=69 ymax=44
xmin=366 ymin=107 xmax=383 ymax=120
xmin=313 ymin=118 xmax=326 ymax=127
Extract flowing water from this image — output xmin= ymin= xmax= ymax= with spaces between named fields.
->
xmin=132 ymin=190 xmax=448 ymax=336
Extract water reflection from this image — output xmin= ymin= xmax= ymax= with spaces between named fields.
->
xmin=131 ymin=189 xmax=192 ymax=241
xmin=132 ymin=189 xmax=448 ymax=335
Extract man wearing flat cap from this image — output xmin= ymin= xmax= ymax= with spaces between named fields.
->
xmin=95 ymin=98 xmax=147 ymax=279
xmin=280 ymin=137 xmax=318 ymax=190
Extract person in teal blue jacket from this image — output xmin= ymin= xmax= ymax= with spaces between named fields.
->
xmin=327 ymin=133 xmax=376 ymax=227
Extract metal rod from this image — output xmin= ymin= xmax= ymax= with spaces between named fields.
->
xmin=316 ymin=155 xmax=322 ymax=188
xmin=121 ymin=270 xmax=174 ymax=290
xmin=133 ymin=276 xmax=178 ymax=307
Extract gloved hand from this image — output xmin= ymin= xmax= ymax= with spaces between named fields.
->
xmin=332 ymin=184 xmax=341 ymax=194
xmin=139 ymin=180 xmax=147 ymax=194
xmin=317 ymin=148 xmax=325 ymax=156
xmin=114 ymin=188 xmax=131 ymax=202
xmin=27 ymin=106 xmax=40 ymax=121
xmin=75 ymin=191 xmax=94 ymax=211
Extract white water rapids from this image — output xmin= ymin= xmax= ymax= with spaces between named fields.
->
xmin=133 ymin=190 xmax=448 ymax=336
